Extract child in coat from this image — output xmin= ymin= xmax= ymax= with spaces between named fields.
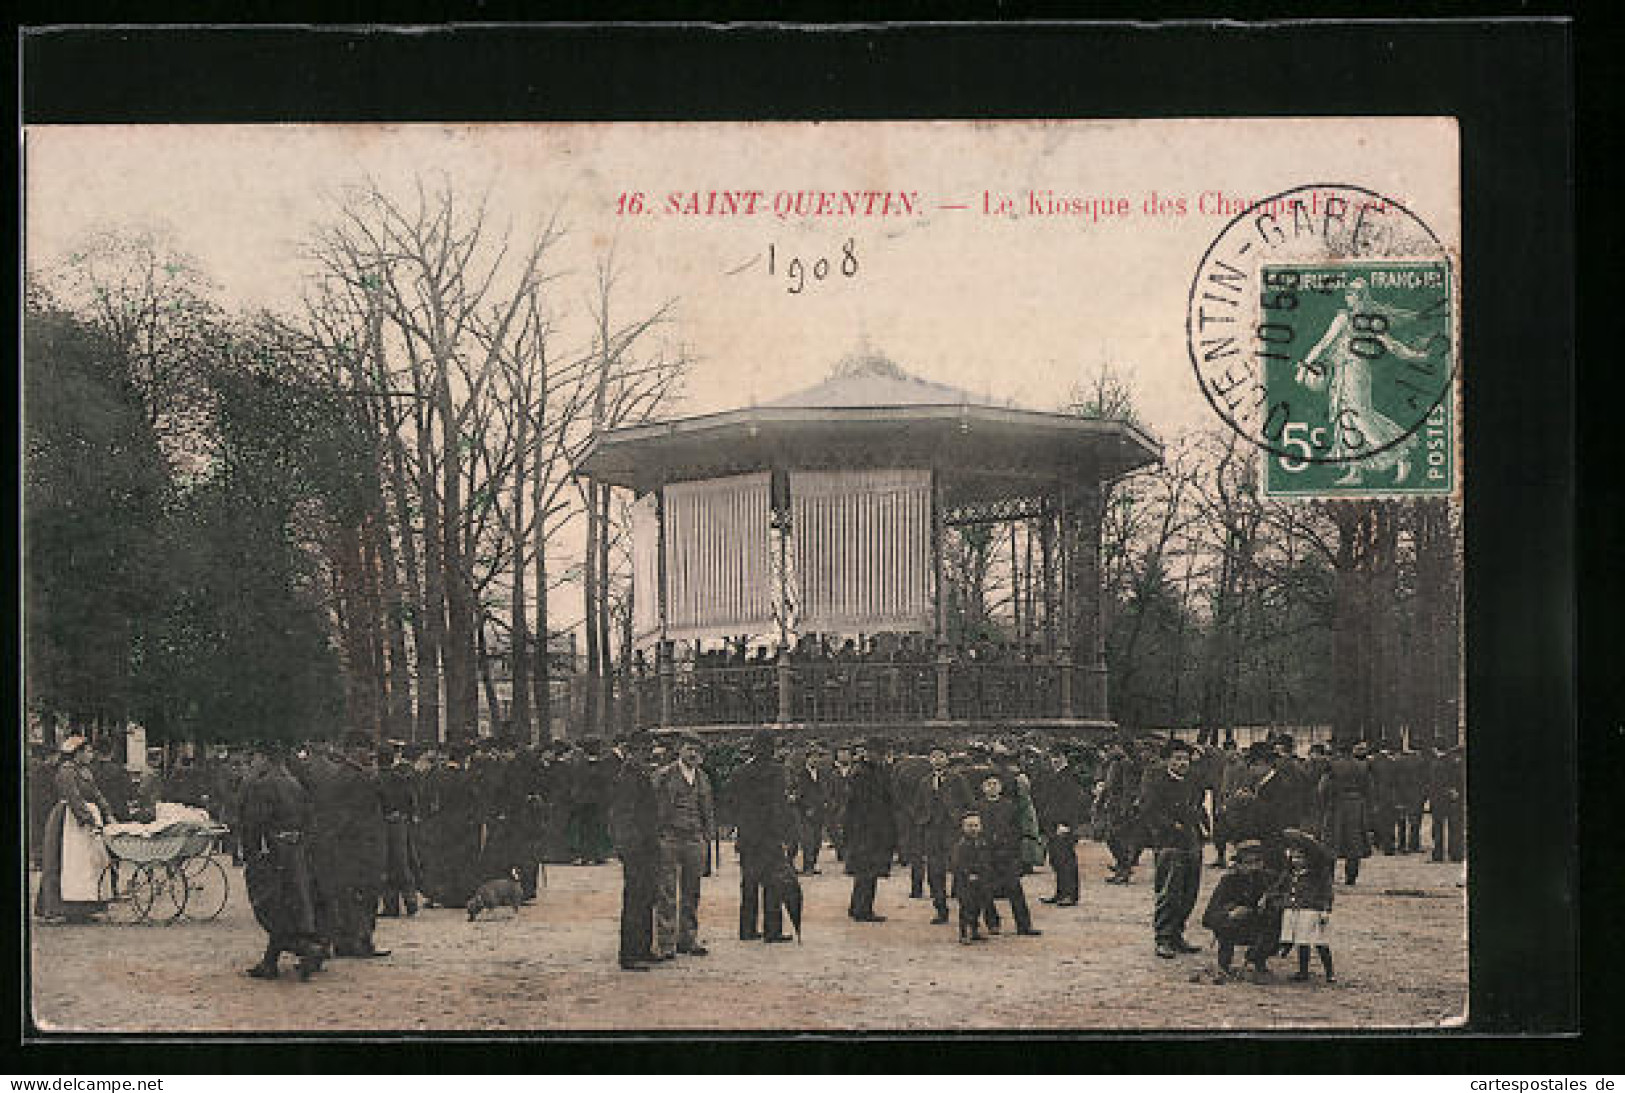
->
xmin=1277 ymin=827 xmax=1337 ymax=982
xmin=950 ymin=811 xmax=992 ymax=943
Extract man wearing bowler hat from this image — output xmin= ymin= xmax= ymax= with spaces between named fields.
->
xmin=843 ymin=738 xmax=897 ymax=922
xmin=729 ymin=729 xmax=797 ymax=943
xmin=610 ymin=731 xmax=661 ymax=970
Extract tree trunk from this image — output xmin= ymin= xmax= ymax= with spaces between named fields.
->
xmin=582 ymin=480 xmax=602 ymax=734
xmin=597 ymin=485 xmax=614 ymax=733
xmin=417 ymin=410 xmax=446 ymax=744
xmin=359 ymin=514 xmax=389 ymax=741
xmin=534 ymin=532 xmax=553 ymax=742
xmin=375 ymin=506 xmax=413 ymax=741
xmin=508 ymin=411 xmax=532 ymax=742
xmin=438 ymin=373 xmax=475 ymax=741
xmin=477 ymin=619 xmax=502 ymax=736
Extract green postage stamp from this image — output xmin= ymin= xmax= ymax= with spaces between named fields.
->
xmin=1258 ymin=260 xmax=1455 ymax=498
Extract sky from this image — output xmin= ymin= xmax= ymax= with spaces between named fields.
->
xmin=24 ymin=119 xmax=1459 ymax=446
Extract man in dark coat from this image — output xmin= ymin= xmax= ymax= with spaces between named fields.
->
xmin=971 ymin=769 xmax=1041 ymax=936
xmin=1032 ymin=745 xmax=1089 ymax=906
xmin=1210 ymin=740 xmax=1250 ymax=868
xmin=239 ymin=741 xmax=324 ymax=981
xmin=1426 ymin=745 xmax=1466 ymax=862
xmin=1393 ymin=745 xmax=1428 ymax=853
xmin=827 ymin=744 xmax=854 ymax=861
xmin=164 ymin=753 xmax=214 ymax=811
xmin=788 ymin=744 xmax=830 ymax=875
xmin=1098 ymin=743 xmax=1144 ymax=884
xmin=729 ymin=730 xmax=798 ymax=943
xmin=512 ymin=744 xmax=551 ymax=900
xmin=609 ymin=731 xmax=660 ymax=970
xmin=27 ymin=747 xmax=58 ymax=868
xmin=843 ymin=739 xmax=896 ymax=922
xmin=1320 ymin=742 xmax=1375 ymax=885
xmin=912 ymin=743 xmax=972 ymax=924
xmin=1199 ymin=839 xmax=1277 ymax=980
xmin=1253 ymin=741 xmax=1306 ymax=845
xmin=90 ymin=740 xmax=133 ymax=826
xmin=300 ymin=740 xmax=389 ymax=959
xmin=890 ymin=746 xmax=932 ymax=897
xmin=377 ymin=743 xmax=422 ymax=917
xmin=1139 ymin=739 xmax=1206 ymax=959
xmin=1368 ymin=746 xmax=1402 ymax=854
xmin=568 ymin=739 xmax=614 ymax=865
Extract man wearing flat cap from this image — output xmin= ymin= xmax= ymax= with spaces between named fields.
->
xmin=1138 ymin=739 xmax=1205 ymax=959
xmin=652 ymin=734 xmax=715 ymax=957
xmin=1199 ymin=839 xmax=1277 ymax=980
xmin=728 ymin=730 xmax=797 ymax=942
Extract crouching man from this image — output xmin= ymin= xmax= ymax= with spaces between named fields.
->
xmin=1198 ymin=839 xmax=1277 ymax=982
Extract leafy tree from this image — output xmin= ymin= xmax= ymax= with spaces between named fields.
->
xmin=24 ymin=304 xmax=168 ymax=733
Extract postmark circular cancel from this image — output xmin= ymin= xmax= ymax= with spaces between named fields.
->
xmin=1186 ymin=184 xmax=1457 ymax=496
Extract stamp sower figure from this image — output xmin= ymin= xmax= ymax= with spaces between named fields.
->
xmin=912 ymin=743 xmax=971 ymax=925
xmin=240 ymin=740 xmax=325 ymax=981
xmin=1296 ymin=276 xmax=1435 ymax=487
xmin=652 ymin=734 xmax=715 ymax=958
xmin=35 ymin=734 xmax=113 ymax=923
xmin=1033 ymin=745 xmax=1088 ymax=906
xmin=1199 ymin=839 xmax=1277 ymax=981
xmin=729 ymin=730 xmax=797 ymax=943
xmin=843 ymin=738 xmax=896 ymax=922
xmin=609 ymin=731 xmax=660 ymax=971
xmin=1139 ymin=738 xmax=1205 ymax=959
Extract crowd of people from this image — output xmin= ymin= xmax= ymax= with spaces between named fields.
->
xmin=26 ymin=726 xmax=1466 ymax=986
xmin=651 ymin=634 xmax=1078 ymax=724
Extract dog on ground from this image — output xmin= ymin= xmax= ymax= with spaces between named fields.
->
xmin=467 ymin=870 xmax=526 ymax=921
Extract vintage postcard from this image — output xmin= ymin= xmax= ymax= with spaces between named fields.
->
xmin=24 ymin=118 xmax=1465 ymax=1033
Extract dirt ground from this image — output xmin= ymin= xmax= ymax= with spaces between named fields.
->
xmin=29 ymin=838 xmax=1467 ymax=1033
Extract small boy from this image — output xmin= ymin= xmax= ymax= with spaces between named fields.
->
xmin=1199 ymin=839 xmax=1277 ymax=981
xmin=1278 ymin=827 xmax=1337 ymax=983
xmin=950 ymin=811 xmax=992 ymax=943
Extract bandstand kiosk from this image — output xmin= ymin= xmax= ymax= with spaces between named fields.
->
xmin=576 ymin=355 xmax=1162 ymax=738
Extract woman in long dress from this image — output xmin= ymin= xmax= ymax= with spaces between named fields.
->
xmin=1297 ymin=278 xmax=1434 ymax=486
xmin=35 ymin=735 xmax=115 ymax=922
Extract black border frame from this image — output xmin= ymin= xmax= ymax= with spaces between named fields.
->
xmin=10 ymin=14 xmax=1597 ymax=1073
